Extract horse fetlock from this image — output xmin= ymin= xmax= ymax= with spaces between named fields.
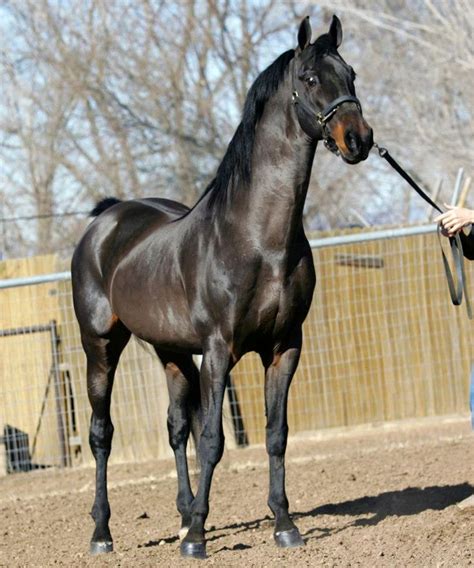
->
xmin=91 ymin=522 xmax=113 ymax=544
xmin=176 ymin=497 xmax=193 ymax=519
xmin=268 ymin=495 xmax=290 ymax=517
xmin=183 ymin=523 xmax=206 ymax=544
xmin=178 ymin=526 xmax=190 ymax=541
xmin=91 ymin=502 xmax=111 ymax=524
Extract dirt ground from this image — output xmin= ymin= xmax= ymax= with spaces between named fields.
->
xmin=1 ymin=416 xmax=473 ymax=567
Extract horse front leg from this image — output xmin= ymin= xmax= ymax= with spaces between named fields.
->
xmin=263 ymin=331 xmax=305 ymax=548
xmin=180 ymin=337 xmax=230 ymax=559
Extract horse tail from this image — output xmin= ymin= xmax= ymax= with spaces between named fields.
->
xmin=90 ymin=197 xmax=122 ymax=217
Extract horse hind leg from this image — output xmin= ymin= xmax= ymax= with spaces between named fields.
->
xmin=83 ymin=320 xmax=131 ymax=554
xmin=156 ymin=349 xmax=201 ymax=540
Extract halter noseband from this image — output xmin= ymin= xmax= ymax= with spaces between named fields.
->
xmin=292 ymin=90 xmax=362 ymax=152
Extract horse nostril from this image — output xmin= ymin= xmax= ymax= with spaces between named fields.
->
xmin=344 ymin=130 xmax=361 ymax=154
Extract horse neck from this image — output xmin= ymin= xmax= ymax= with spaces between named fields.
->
xmin=225 ymin=72 xmax=317 ymax=249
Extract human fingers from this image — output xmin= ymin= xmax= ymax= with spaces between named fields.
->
xmin=444 ymin=219 xmax=465 ymax=235
xmin=434 ymin=211 xmax=451 ymax=223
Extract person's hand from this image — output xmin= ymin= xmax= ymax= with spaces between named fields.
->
xmin=434 ymin=205 xmax=474 ymax=237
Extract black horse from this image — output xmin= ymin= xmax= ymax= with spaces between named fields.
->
xmin=71 ymin=15 xmax=373 ymax=559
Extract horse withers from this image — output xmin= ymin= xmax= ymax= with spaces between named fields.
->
xmin=71 ymin=15 xmax=372 ymax=560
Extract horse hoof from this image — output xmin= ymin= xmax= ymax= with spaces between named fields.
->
xmin=90 ymin=540 xmax=113 ymax=555
xmin=274 ymin=528 xmax=305 ymax=548
xmin=179 ymin=526 xmax=190 ymax=541
xmin=180 ymin=540 xmax=207 ymax=559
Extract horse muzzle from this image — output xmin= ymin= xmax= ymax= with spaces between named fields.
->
xmin=328 ymin=116 xmax=373 ymax=164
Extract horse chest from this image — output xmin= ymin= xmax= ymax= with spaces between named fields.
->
xmin=242 ymin=261 xmax=313 ymax=340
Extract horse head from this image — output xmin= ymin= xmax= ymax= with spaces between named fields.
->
xmin=293 ymin=15 xmax=373 ymax=164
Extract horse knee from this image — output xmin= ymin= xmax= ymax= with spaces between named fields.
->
xmin=266 ymin=426 xmax=288 ymax=457
xmin=90 ymin=417 xmax=114 ymax=455
xmin=167 ymin=409 xmax=190 ymax=450
xmin=199 ymin=427 xmax=225 ymax=466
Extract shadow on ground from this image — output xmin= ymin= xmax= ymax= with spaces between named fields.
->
xmin=296 ymin=483 xmax=473 ymax=525
xmin=297 ymin=483 xmax=474 ymax=539
xmin=141 ymin=483 xmax=473 ymax=549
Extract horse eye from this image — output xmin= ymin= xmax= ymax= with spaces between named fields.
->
xmin=307 ymin=76 xmax=318 ymax=87
xmin=350 ymin=67 xmax=357 ymax=81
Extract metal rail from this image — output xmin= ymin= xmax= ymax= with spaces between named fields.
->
xmin=308 ymin=223 xmax=437 ymax=249
xmin=0 ymin=224 xmax=439 ymax=289
xmin=0 ymin=271 xmax=71 ymax=289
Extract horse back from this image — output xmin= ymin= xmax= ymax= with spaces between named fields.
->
xmin=74 ymin=198 xmax=186 ymax=279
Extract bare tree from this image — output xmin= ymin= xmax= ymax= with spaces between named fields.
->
xmin=0 ymin=0 xmax=472 ymax=257
xmin=0 ymin=0 xmax=298 ymax=255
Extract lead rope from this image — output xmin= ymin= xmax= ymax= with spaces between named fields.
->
xmin=374 ymin=143 xmax=472 ymax=319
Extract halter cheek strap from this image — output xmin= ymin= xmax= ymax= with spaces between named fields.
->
xmin=292 ymin=91 xmax=362 ymax=146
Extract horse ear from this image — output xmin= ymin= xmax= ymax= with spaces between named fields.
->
xmin=329 ymin=14 xmax=343 ymax=48
xmin=297 ymin=16 xmax=312 ymax=50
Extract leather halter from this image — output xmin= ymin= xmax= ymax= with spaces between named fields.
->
xmin=292 ymin=90 xmax=362 ymax=150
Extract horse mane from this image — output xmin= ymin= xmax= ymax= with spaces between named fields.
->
xmin=195 ymin=48 xmax=296 ymax=213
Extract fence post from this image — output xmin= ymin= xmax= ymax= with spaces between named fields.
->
xmin=49 ymin=320 xmax=68 ymax=467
